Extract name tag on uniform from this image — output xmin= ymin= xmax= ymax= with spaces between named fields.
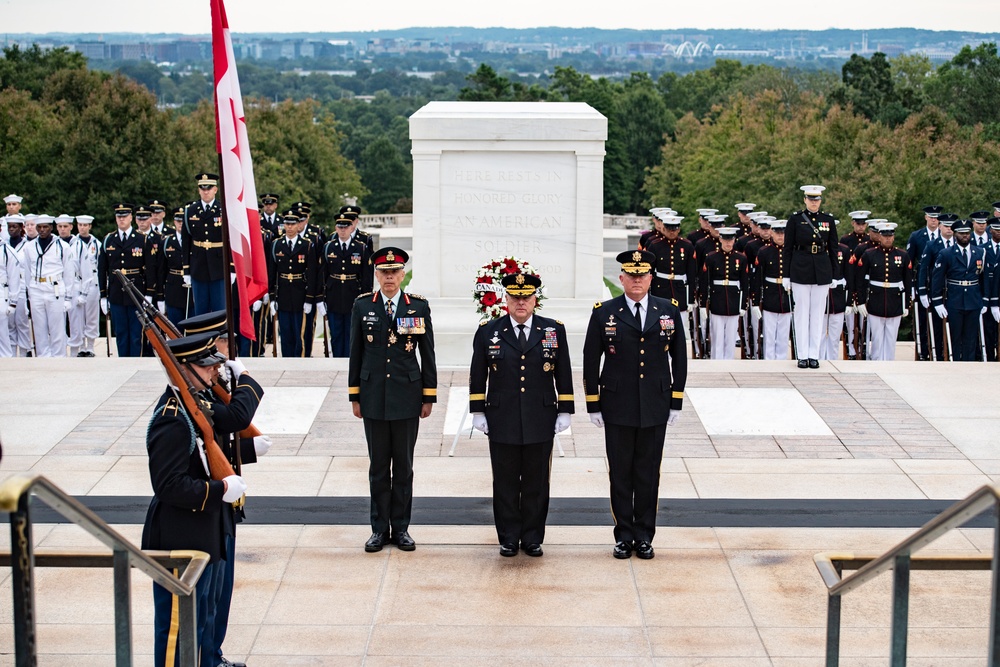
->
xmin=396 ymin=317 xmax=425 ymax=335
xmin=487 ymin=344 xmax=502 ymax=358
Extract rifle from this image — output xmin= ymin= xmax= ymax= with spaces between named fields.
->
xmin=737 ymin=313 xmax=747 ymax=359
xmin=979 ymin=312 xmax=988 ymax=363
xmin=859 ymin=314 xmax=868 ymax=360
xmin=690 ymin=300 xmax=704 ymax=359
xmin=105 ymin=310 xmax=112 ymax=357
xmin=115 ymin=269 xmax=235 ymax=482
xmin=912 ymin=291 xmax=923 ymax=361
xmin=756 ymin=312 xmax=764 ymax=360
xmin=927 ymin=310 xmax=938 ymax=361
xmin=117 ymin=272 xmax=261 ymax=441
xmin=271 ymin=305 xmax=279 ymax=357
xmin=943 ymin=315 xmax=953 ymax=361
xmin=841 ymin=314 xmax=849 ymax=360
xmin=322 ymin=309 xmax=330 ymax=358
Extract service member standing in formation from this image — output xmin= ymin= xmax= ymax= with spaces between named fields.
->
xmin=268 ymin=210 xmax=318 ymax=358
xmin=646 ymin=210 xmax=696 ymax=341
xmin=140 ymin=332 xmax=259 ymax=667
xmin=856 ymin=222 xmax=912 ymax=361
xmin=470 ymin=272 xmax=574 ymax=558
xmin=258 ymin=193 xmax=281 ymax=235
xmin=783 ymin=185 xmax=839 ymax=368
xmin=159 ymin=207 xmax=192 ymax=326
xmin=699 ymin=227 xmax=748 ymax=360
xmin=584 ymin=250 xmax=687 ymax=560
xmin=184 ymin=173 xmax=225 ymax=316
xmin=0 ymin=222 xmax=21 ymax=357
xmin=986 ymin=215 xmax=1000 ymax=361
xmin=931 ymin=218 xmax=987 ymax=361
xmin=23 ymin=214 xmax=75 ymax=357
xmin=69 ymin=215 xmax=101 ymax=357
xmin=349 ymin=247 xmax=437 ymax=553
xmin=906 ymin=206 xmax=942 ymax=360
xmin=3 ymin=213 xmax=32 ymax=356
xmin=918 ymin=213 xmax=957 ymax=360
xmin=752 ymin=219 xmax=793 ymax=360
xmin=321 ymin=215 xmax=373 ymax=357
xmin=100 ymin=203 xmax=153 ymax=357
xmin=841 ymin=210 xmax=870 ymax=357
xmin=820 ymin=235 xmax=851 ymax=361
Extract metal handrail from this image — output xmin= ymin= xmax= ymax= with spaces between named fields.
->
xmin=1 ymin=474 xmax=208 ymax=666
xmin=814 ymin=483 xmax=1000 ymax=666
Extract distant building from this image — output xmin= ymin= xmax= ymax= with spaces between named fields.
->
xmin=75 ymin=42 xmax=107 ymax=60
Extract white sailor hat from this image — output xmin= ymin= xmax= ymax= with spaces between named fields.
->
xmin=848 ymin=210 xmax=871 ymax=220
xmin=55 ymin=214 xmax=74 ymax=224
xmin=5 ymin=214 xmax=24 ymax=224
xmin=23 ymin=213 xmax=37 ymax=222
xmin=877 ymin=221 xmax=898 ymax=234
xmin=3 ymin=194 xmax=23 ymax=205
xmin=696 ymin=208 xmax=719 ymax=217
xmin=770 ymin=219 xmax=788 ymax=230
xmin=76 ymin=215 xmax=94 ymax=225
xmin=34 ymin=214 xmax=54 ymax=225
xmin=735 ymin=203 xmax=756 ymax=211
xmin=800 ymin=185 xmax=826 ymax=198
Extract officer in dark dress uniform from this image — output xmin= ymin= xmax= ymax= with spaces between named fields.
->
xmin=782 ymin=185 xmax=839 ymax=368
xmin=158 ymin=208 xmax=192 ymax=326
xmin=646 ymin=213 xmax=696 ymax=344
xmin=857 ymin=222 xmax=912 ymax=360
xmin=321 ymin=215 xmax=373 ymax=357
xmin=183 ymin=173 xmax=226 ymax=316
xmin=840 ymin=211 xmax=871 ymax=251
xmin=752 ymin=220 xmax=793 ymax=360
xmin=258 ymin=193 xmax=281 ymax=236
xmin=985 ymin=215 xmax=1000 ymax=360
xmin=918 ymin=214 xmax=957 ymax=360
xmin=341 ymin=204 xmax=375 ymax=254
xmin=268 ymin=210 xmax=318 ymax=357
xmin=290 ymin=202 xmax=324 ymax=356
xmin=583 ymin=249 xmax=687 ymax=560
xmin=349 ymin=247 xmax=437 ymax=553
xmin=931 ymin=218 xmax=988 ymax=361
xmin=686 ymin=209 xmax=716 ymax=246
xmin=142 ymin=332 xmax=260 ymax=667
xmin=469 ymin=272 xmax=574 ymax=557
xmin=99 ymin=202 xmax=154 ymax=357
xmin=906 ymin=206 xmax=942 ymax=360
xmin=699 ymin=227 xmax=749 ymax=360
xmin=242 ymin=224 xmax=273 ymax=358
xmin=639 ymin=207 xmax=670 ymax=251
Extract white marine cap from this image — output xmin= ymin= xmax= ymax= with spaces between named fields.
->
xmin=770 ymin=219 xmax=788 ymax=230
xmin=696 ymin=208 xmax=719 ymax=216
xmin=877 ymin=221 xmax=898 ymax=234
xmin=848 ymin=210 xmax=871 ymax=220
xmin=661 ymin=215 xmax=684 ymax=226
xmin=718 ymin=226 xmax=739 ymax=238
xmin=800 ymin=185 xmax=826 ymax=198
xmin=707 ymin=214 xmax=728 ymax=224
xmin=55 ymin=214 xmax=74 ymax=224
xmin=747 ymin=211 xmax=768 ymax=220
xmin=867 ymin=218 xmax=887 ymax=228
xmin=3 ymin=194 xmax=23 ymax=204
xmin=735 ymin=203 xmax=756 ymax=211
xmin=76 ymin=215 xmax=95 ymax=225
xmin=648 ymin=207 xmax=674 ymax=219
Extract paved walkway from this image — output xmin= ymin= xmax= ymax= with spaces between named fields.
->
xmin=0 ymin=356 xmax=997 ymax=665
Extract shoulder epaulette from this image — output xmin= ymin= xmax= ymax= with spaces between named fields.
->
xmin=555 ymin=320 xmax=564 ymax=325
xmin=356 ymin=291 xmax=374 ymax=300
xmin=479 ymin=320 xmax=489 ymax=326
xmin=594 ymin=302 xmax=602 ymax=309
xmin=671 ymin=299 xmax=679 ymax=307
xmin=407 ymin=293 xmax=427 ymax=301
xmin=160 ymin=397 xmax=180 ymax=416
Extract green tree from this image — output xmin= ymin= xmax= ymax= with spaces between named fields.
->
xmin=926 ymin=42 xmax=1000 ymax=135
xmin=0 ymin=45 xmax=87 ymax=99
xmin=357 ymin=134 xmax=412 ymax=214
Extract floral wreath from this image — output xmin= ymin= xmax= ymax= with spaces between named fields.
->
xmin=472 ymin=256 xmax=545 ymax=321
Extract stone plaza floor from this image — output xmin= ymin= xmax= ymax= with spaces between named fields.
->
xmin=0 ymin=353 xmax=998 ymax=665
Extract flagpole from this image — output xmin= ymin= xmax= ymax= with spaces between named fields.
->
xmin=217 ymin=154 xmax=239 ymax=360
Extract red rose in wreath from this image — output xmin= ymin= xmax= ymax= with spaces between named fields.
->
xmin=503 ymin=258 xmax=519 ymax=274
xmin=481 ymin=292 xmax=498 ymax=307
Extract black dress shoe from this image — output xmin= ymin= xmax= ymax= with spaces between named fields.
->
xmin=808 ymin=358 xmax=819 ymax=369
xmin=218 ymin=658 xmax=247 ymax=667
xmin=499 ymin=543 xmax=518 ymax=557
xmin=522 ymin=543 xmax=543 ymax=557
xmin=613 ymin=541 xmax=633 ymax=559
xmin=797 ymin=359 xmax=808 ymax=368
xmin=393 ymin=530 xmax=416 ymax=551
xmin=364 ymin=532 xmax=388 ymax=552
xmin=77 ymin=351 xmax=88 ymax=357
xmin=635 ymin=541 xmax=655 ymax=560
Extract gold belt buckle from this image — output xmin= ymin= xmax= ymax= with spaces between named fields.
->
xmin=776 ymin=277 xmax=783 ymax=285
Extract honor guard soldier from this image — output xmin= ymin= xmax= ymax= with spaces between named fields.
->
xmin=268 ymin=209 xmax=319 ymax=357
xmin=100 ymin=202 xmax=153 ymax=357
xmin=735 ymin=202 xmax=756 ymax=237
xmin=752 ymin=220 xmax=793 ymax=360
xmin=470 ymin=272 xmax=574 ymax=557
xmin=699 ymin=227 xmax=749 ymax=360
xmin=321 ymin=215 xmax=373 ymax=357
xmin=0 ymin=221 xmax=22 ymax=357
xmin=244 ymin=221 xmax=274 ymax=358
xmin=141 ymin=332 xmax=259 ymax=667
xmin=3 ymin=194 xmax=24 ymax=243
xmin=646 ymin=213 xmax=696 ymax=340
xmin=906 ymin=206 xmax=942 ymax=360
xmin=3 ymin=214 xmax=32 ymax=356
xmin=159 ymin=207 xmax=192 ymax=326
xmin=292 ymin=202 xmax=324 ymax=356
xmin=687 ymin=208 xmax=716 ymax=246
xmin=639 ymin=207 xmax=671 ymax=251
xmin=931 ymin=218 xmax=987 ymax=361
xmin=856 ymin=222 xmax=911 ymax=360
xmin=918 ymin=213 xmax=957 ymax=360
xmin=147 ymin=199 xmax=168 ymax=235
xmin=23 ymin=214 xmax=75 ymax=357
xmin=783 ymin=185 xmax=839 ymax=368
xmin=821 ymin=237 xmax=851 ymax=360
xmin=349 ymin=246 xmax=437 ymax=553
xmin=258 ymin=193 xmax=281 ymax=235
xmin=69 ymin=215 xmax=101 ymax=356
xmin=985 ymin=216 xmax=1000 ymax=360
xmin=841 ymin=210 xmax=871 ymax=251
xmin=736 ymin=210 xmax=767 ymax=254
xmin=340 ymin=204 xmax=374 ymax=254
xmin=184 ymin=173 xmax=225 ymax=315
xmin=136 ymin=205 xmax=164 ymax=315
xmin=584 ymin=249 xmax=686 ymax=559
xmin=971 ymin=210 xmax=991 ymax=248
xmin=54 ymin=214 xmax=76 ymax=247
xmin=693 ymin=214 xmax=726 ymax=350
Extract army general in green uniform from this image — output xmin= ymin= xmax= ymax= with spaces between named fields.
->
xmin=349 ymin=247 xmax=437 ymax=553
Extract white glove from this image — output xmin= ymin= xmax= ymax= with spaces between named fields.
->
xmin=63 ymin=300 xmax=72 ymax=313
xmin=920 ymin=294 xmax=930 ymax=309
xmin=845 ymin=305 xmax=855 ymax=316
xmin=316 ymin=302 xmax=327 ymax=317
xmin=902 ymin=308 xmax=909 ymax=318
xmin=262 ymin=293 xmax=270 ymax=305
xmin=751 ymin=306 xmax=761 ymax=321
xmin=992 ymin=307 xmax=1000 ymax=323
xmin=784 ymin=283 xmax=792 ymax=293
xmin=590 ymin=412 xmax=604 ymax=428
xmin=100 ymin=298 xmax=109 ymax=315
xmin=76 ymin=294 xmax=87 ymax=306
xmin=144 ymin=295 xmax=153 ymax=305
xmin=857 ymin=304 xmax=868 ymax=318
xmin=472 ymin=413 xmax=489 ymax=434
xmin=222 ymin=475 xmax=247 ymax=503
xmin=739 ymin=308 xmax=747 ymax=317
xmin=935 ymin=304 xmax=948 ymax=319
xmin=156 ymin=301 xmax=165 ymax=315
xmin=252 ymin=300 xmax=262 ymax=312
xmin=699 ymin=307 xmax=708 ymax=322
xmin=225 ymin=358 xmax=247 ymax=377
xmin=269 ymin=301 xmax=278 ymax=316
xmin=555 ymin=413 xmax=571 ymax=433
xmin=182 ymin=275 xmax=191 ymax=287
xmin=982 ymin=306 xmax=988 ymax=315
xmin=667 ymin=410 xmax=680 ymax=427
xmin=6 ymin=303 xmax=14 ymax=315
xmin=253 ymin=434 xmax=272 ymax=456
xmin=230 ymin=272 xmax=237 ymax=285
xmin=303 ymin=303 xmax=313 ymax=315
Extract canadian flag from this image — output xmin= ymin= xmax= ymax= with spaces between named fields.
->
xmin=211 ymin=0 xmax=268 ymax=340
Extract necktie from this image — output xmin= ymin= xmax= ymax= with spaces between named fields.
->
xmin=119 ymin=232 xmax=124 ymax=242
xmin=517 ymin=323 xmax=527 ymax=350
xmin=634 ymin=302 xmax=642 ymax=327
xmin=342 ymin=243 xmax=347 ymax=253
xmin=386 ymin=299 xmax=394 ymax=320
xmin=964 ymin=248 xmax=969 ymax=266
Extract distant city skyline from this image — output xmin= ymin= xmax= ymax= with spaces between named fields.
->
xmin=4 ymin=0 xmax=998 ymax=35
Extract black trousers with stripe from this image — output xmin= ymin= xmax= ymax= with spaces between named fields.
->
xmin=363 ymin=416 xmax=420 ymax=534
xmin=604 ymin=422 xmax=667 ymax=544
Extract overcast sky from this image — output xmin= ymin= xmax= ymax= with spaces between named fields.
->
xmin=4 ymin=0 xmax=998 ymax=34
